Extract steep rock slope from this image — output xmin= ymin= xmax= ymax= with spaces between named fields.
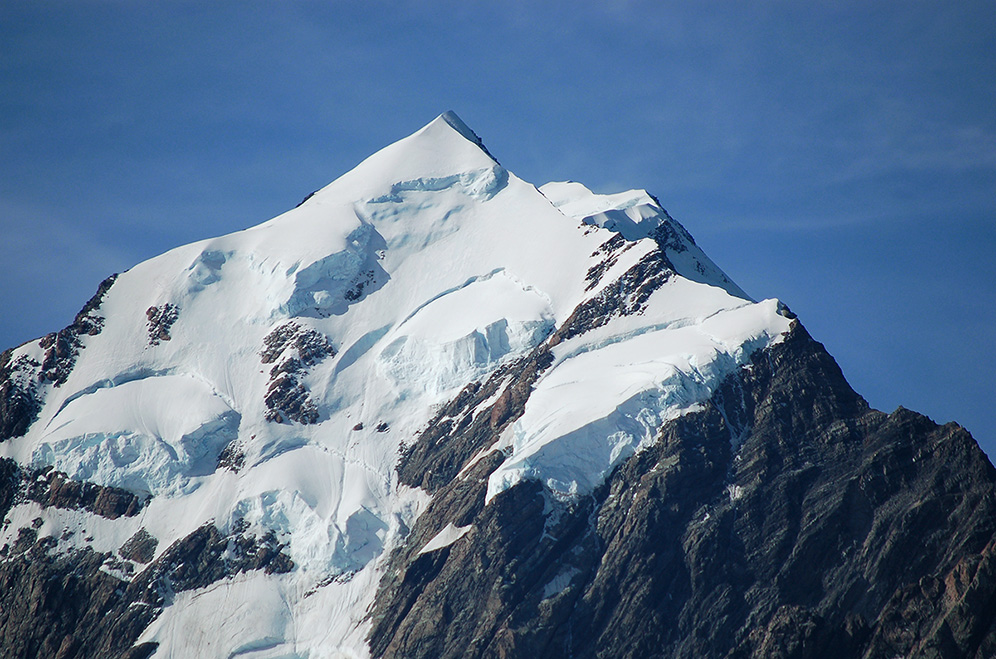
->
xmin=0 ymin=112 xmax=992 ymax=659
xmin=371 ymin=323 xmax=996 ymax=658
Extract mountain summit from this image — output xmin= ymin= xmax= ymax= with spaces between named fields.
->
xmin=2 ymin=113 xmax=995 ymax=659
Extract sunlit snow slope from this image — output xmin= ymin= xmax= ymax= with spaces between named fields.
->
xmin=0 ymin=111 xmax=792 ymax=658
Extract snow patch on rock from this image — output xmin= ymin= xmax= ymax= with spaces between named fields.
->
xmin=542 ymin=181 xmax=664 ymax=241
xmin=542 ymin=566 xmax=581 ymax=600
xmin=369 ymin=165 xmax=508 ymax=204
xmin=419 ymin=523 xmax=472 ymax=555
xmin=487 ymin=298 xmax=791 ymax=502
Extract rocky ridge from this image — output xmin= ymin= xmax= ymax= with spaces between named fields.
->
xmin=0 ymin=112 xmax=991 ymax=658
xmin=0 ymin=275 xmax=117 ymax=442
xmin=0 ymin=458 xmax=293 ymax=659
xmin=370 ymin=323 xmax=996 ymax=658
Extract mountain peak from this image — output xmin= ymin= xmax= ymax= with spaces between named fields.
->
xmin=11 ymin=114 xmax=990 ymax=659
xmin=438 ymin=110 xmax=485 ymax=146
xmin=307 ymin=111 xmax=501 ymax=205
xmin=428 ymin=110 xmax=500 ymax=164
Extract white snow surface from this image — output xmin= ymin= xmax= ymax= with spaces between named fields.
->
xmin=0 ymin=112 xmax=792 ymax=658
xmin=540 ymin=180 xmax=750 ymax=299
xmin=418 ymin=522 xmax=473 ymax=555
xmin=34 ymin=374 xmax=239 ymax=496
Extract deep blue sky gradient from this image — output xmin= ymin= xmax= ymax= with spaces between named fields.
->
xmin=2 ymin=1 xmax=994 ymax=454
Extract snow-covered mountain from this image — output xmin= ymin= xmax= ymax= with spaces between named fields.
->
xmin=2 ymin=113 xmax=995 ymax=659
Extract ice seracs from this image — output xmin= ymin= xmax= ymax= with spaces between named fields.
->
xmin=541 ymin=181 xmax=666 ymax=242
xmin=486 ymin=297 xmax=791 ymax=502
xmin=33 ymin=373 xmax=240 ymax=497
xmin=378 ymin=269 xmax=555 ymax=396
xmin=0 ymin=111 xmax=793 ymax=658
xmin=541 ymin=179 xmax=749 ymax=298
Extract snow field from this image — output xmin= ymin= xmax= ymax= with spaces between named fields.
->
xmin=1 ymin=112 xmax=792 ymax=658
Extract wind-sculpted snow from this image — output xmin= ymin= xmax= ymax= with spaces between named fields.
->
xmin=31 ymin=374 xmax=240 ymax=496
xmin=0 ymin=111 xmax=798 ymax=658
xmin=543 ymin=181 xmax=667 ymax=242
xmin=280 ymin=221 xmax=390 ymax=318
xmin=543 ymin=181 xmax=748 ymax=298
xmin=369 ymin=165 xmax=508 ymax=204
xmin=378 ymin=270 xmax=554 ymax=395
xmin=487 ymin=298 xmax=791 ymax=501
xmin=185 ymin=248 xmax=229 ymax=293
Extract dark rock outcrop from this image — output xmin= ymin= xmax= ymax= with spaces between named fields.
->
xmin=145 ymin=303 xmax=179 ymax=346
xmin=0 ymin=351 xmax=41 ymax=441
xmin=369 ymin=322 xmax=996 ymax=658
xmin=119 ymin=529 xmax=157 ymax=564
xmin=585 ymin=233 xmax=633 ymax=290
xmin=1 ymin=459 xmax=147 ymax=520
xmin=0 ymin=275 xmax=117 ymax=442
xmin=264 ymin=377 xmax=319 ymax=425
xmin=0 ymin=536 xmax=160 ymax=659
xmin=559 ymin=247 xmax=673 ymax=342
xmin=260 ymin=322 xmax=336 ymax=366
xmin=39 ymin=274 xmax=117 ymax=386
xmin=128 ymin=522 xmax=293 ymax=607
xmin=216 ymin=440 xmax=246 ymax=472
xmin=397 ymin=345 xmax=552 ymax=494
xmin=260 ymin=322 xmax=335 ymax=424
xmin=0 ymin=485 xmax=293 ymax=659
xmin=0 ymin=447 xmax=293 ymax=659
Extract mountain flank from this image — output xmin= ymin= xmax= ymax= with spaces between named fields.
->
xmin=1 ymin=112 xmax=992 ymax=658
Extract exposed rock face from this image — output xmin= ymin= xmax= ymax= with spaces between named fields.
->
xmin=145 ymin=303 xmax=179 ymax=346
xmin=0 ymin=275 xmax=117 ymax=442
xmin=6 ymin=292 xmax=989 ymax=659
xmin=0 ymin=452 xmax=292 ymax=659
xmin=216 ymin=440 xmax=246 ymax=472
xmin=559 ymin=246 xmax=672 ymax=342
xmin=130 ymin=522 xmax=294 ymax=601
xmin=0 ymin=469 xmax=293 ymax=659
xmin=0 ymin=351 xmax=41 ymax=441
xmin=0 ymin=112 xmax=991 ymax=658
xmin=39 ymin=274 xmax=117 ymax=386
xmin=260 ymin=322 xmax=336 ymax=424
xmin=369 ymin=323 xmax=996 ymax=658
xmin=0 ymin=535 xmax=160 ymax=659
xmin=1 ymin=459 xmax=147 ymax=520
xmin=119 ymin=529 xmax=158 ymax=564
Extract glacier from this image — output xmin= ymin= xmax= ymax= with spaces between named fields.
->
xmin=0 ymin=111 xmax=792 ymax=658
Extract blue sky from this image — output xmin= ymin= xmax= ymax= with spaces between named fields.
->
xmin=2 ymin=1 xmax=994 ymax=455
